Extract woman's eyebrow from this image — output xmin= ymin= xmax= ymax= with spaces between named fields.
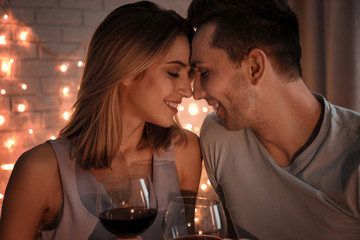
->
xmin=166 ymin=60 xmax=188 ymax=68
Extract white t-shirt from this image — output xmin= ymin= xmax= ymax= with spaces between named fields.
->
xmin=201 ymin=94 xmax=360 ymax=239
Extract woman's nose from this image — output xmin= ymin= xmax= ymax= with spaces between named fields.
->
xmin=178 ymin=76 xmax=193 ymax=98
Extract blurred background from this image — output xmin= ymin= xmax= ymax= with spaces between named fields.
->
xmin=0 ymin=0 xmax=359 ymax=214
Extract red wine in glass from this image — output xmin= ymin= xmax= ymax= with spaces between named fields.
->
xmin=97 ymin=175 xmax=158 ymax=238
xmin=99 ymin=206 xmax=157 ymax=238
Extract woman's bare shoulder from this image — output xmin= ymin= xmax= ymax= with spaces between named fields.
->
xmin=21 ymin=142 xmax=54 ymax=158
xmin=173 ymin=129 xmax=200 ymax=150
xmin=0 ymin=143 xmax=61 ymax=239
xmin=173 ymin=129 xmax=202 ymax=193
xmin=174 ymin=129 xmax=201 ymax=162
xmin=12 ymin=142 xmax=58 ymax=182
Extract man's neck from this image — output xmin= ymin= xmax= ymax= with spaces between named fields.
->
xmin=254 ymin=82 xmax=323 ymax=166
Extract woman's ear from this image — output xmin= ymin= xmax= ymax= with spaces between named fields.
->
xmin=247 ymin=48 xmax=266 ymax=86
xmin=121 ymin=72 xmax=144 ymax=86
xmin=121 ymin=76 xmax=137 ymax=86
xmin=121 ymin=78 xmax=132 ymax=86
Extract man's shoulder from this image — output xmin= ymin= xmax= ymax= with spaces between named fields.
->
xmin=200 ymin=112 xmax=227 ymax=138
xmin=202 ymin=112 xmax=223 ymax=129
xmin=327 ymin=101 xmax=360 ymax=137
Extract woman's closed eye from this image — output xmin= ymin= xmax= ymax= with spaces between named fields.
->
xmin=168 ymin=72 xmax=179 ymax=78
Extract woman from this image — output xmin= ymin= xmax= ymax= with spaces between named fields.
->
xmin=0 ymin=1 xmax=202 ymax=239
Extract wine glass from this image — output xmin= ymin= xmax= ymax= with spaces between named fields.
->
xmin=162 ymin=196 xmax=227 ymax=240
xmin=96 ymin=175 xmax=158 ymax=238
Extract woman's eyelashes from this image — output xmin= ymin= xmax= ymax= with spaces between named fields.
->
xmin=168 ymin=72 xmax=179 ymax=78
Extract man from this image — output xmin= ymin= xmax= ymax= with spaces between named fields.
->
xmin=188 ymin=0 xmax=360 ymax=239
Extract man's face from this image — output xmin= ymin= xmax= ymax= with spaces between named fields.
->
xmin=191 ymin=23 xmax=258 ymax=131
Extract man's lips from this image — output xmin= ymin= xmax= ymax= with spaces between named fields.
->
xmin=212 ymin=102 xmax=219 ymax=111
xmin=209 ymin=102 xmax=223 ymax=119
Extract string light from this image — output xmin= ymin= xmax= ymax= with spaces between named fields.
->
xmin=0 ymin=115 xmax=5 ymax=126
xmin=59 ymin=64 xmax=68 ymax=72
xmin=202 ymin=107 xmax=208 ymax=113
xmin=188 ymin=103 xmax=199 ymax=116
xmin=61 ymin=86 xmax=70 ymax=96
xmin=185 ymin=123 xmax=193 ymax=130
xmin=1 ymin=58 xmax=14 ymax=76
xmin=0 ymin=11 xmax=98 ymax=209
xmin=178 ymin=105 xmax=184 ymax=112
xmin=4 ymin=138 xmax=15 ymax=150
xmin=19 ymin=30 xmax=28 ymax=42
xmin=1 ymin=163 xmax=14 ymax=171
xmin=62 ymin=111 xmax=71 ymax=121
xmin=17 ymin=104 xmax=26 ymax=112
xmin=0 ymin=35 xmax=6 ymax=45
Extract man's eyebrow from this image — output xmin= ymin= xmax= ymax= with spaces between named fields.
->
xmin=166 ymin=60 xmax=188 ymax=68
xmin=190 ymin=60 xmax=203 ymax=69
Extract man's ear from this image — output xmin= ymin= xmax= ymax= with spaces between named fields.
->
xmin=247 ymin=48 xmax=266 ymax=86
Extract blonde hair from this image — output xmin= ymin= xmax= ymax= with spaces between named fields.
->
xmin=60 ymin=1 xmax=193 ymax=169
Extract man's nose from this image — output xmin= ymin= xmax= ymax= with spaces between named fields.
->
xmin=192 ymin=75 xmax=206 ymax=100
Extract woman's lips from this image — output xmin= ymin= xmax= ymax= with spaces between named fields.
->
xmin=165 ymin=100 xmax=179 ymax=114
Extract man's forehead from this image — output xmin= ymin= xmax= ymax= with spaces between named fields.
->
xmin=192 ymin=22 xmax=216 ymax=46
xmin=191 ymin=23 xmax=216 ymax=66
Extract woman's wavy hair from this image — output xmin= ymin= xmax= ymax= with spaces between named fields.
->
xmin=59 ymin=1 xmax=194 ymax=169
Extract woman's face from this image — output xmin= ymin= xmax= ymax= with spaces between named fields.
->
xmin=121 ymin=35 xmax=192 ymax=127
